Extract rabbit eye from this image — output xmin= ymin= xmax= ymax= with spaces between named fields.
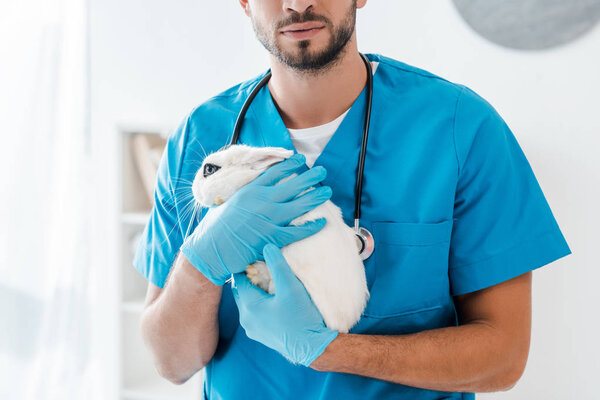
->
xmin=203 ymin=163 xmax=221 ymax=178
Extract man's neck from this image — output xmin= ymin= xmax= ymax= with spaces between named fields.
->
xmin=266 ymin=43 xmax=367 ymax=130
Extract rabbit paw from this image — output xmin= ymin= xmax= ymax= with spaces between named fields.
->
xmin=245 ymin=261 xmax=274 ymax=294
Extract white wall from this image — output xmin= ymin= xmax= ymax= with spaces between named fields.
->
xmin=91 ymin=1 xmax=598 ymax=398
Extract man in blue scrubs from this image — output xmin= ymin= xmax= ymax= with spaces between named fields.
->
xmin=134 ymin=1 xmax=571 ymax=398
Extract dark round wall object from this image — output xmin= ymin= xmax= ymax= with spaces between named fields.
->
xmin=452 ymin=0 xmax=600 ymax=50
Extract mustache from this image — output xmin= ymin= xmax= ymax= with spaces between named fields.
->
xmin=275 ymin=10 xmax=330 ymax=30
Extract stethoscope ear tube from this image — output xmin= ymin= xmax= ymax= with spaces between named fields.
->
xmin=354 ymin=53 xmax=372 ymax=224
xmin=231 ymin=71 xmax=272 ymax=146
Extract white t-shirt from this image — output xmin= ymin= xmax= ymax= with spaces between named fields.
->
xmin=287 ymin=62 xmax=379 ymax=167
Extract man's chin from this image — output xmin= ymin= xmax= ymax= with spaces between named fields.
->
xmin=276 ymin=46 xmax=332 ymax=64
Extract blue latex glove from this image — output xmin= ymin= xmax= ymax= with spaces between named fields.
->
xmin=231 ymin=243 xmax=339 ymax=367
xmin=180 ymin=153 xmax=332 ymax=286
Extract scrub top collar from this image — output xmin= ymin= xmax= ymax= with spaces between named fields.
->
xmin=245 ymin=53 xmax=377 ymax=213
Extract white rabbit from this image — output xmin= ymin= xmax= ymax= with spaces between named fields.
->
xmin=190 ymin=144 xmax=369 ymax=333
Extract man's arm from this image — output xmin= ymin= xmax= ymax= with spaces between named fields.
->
xmin=140 ymin=252 xmax=222 ymax=385
xmin=310 ymin=271 xmax=532 ymax=393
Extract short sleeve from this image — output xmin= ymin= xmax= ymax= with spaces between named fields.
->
xmin=448 ymin=86 xmax=571 ymax=296
xmin=132 ymin=112 xmax=190 ymax=289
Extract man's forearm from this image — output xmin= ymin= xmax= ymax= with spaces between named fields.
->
xmin=140 ymin=252 xmax=222 ymax=384
xmin=309 ymin=322 xmax=526 ymax=393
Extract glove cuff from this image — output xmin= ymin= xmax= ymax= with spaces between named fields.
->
xmin=180 ymin=244 xmax=227 ymax=286
xmin=301 ymin=329 xmax=339 ymax=367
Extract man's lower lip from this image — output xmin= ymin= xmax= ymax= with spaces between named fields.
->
xmin=282 ymin=27 xmax=324 ymax=40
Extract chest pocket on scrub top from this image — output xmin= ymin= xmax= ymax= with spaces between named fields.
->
xmin=363 ymin=220 xmax=453 ymax=318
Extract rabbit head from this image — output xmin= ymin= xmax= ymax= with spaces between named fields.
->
xmin=191 ymin=144 xmax=295 ymax=207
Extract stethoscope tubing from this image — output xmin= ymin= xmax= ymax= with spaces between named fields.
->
xmin=230 ymin=53 xmax=375 ymax=260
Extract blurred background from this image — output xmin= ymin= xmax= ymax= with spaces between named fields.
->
xmin=1 ymin=0 xmax=598 ymax=399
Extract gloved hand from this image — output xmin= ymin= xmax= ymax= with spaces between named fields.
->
xmin=180 ymin=153 xmax=332 ymax=286
xmin=231 ymin=243 xmax=339 ymax=367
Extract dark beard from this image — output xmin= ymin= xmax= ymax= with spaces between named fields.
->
xmin=252 ymin=3 xmax=357 ymax=75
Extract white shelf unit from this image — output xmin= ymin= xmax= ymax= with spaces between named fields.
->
xmin=118 ymin=128 xmax=203 ymax=400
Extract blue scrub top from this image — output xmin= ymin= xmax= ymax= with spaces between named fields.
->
xmin=133 ymin=53 xmax=571 ymax=399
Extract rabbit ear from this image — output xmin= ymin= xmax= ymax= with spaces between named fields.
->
xmin=244 ymin=146 xmax=295 ymax=170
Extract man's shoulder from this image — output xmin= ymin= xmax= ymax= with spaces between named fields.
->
xmin=170 ymin=72 xmax=268 ymax=155
xmin=374 ymin=54 xmax=453 ymax=81
xmin=374 ymin=53 xmax=498 ymax=119
xmin=373 ymin=53 xmax=464 ymax=95
xmin=188 ymin=71 xmax=268 ymax=121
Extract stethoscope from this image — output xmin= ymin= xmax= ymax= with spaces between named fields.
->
xmin=230 ymin=52 xmax=375 ymax=261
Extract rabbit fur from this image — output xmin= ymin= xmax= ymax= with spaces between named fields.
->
xmin=190 ymin=144 xmax=369 ymax=333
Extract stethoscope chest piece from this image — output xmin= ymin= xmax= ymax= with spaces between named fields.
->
xmin=355 ymin=222 xmax=375 ymax=260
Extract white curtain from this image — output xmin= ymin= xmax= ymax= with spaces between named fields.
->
xmin=0 ymin=0 xmax=96 ymax=398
